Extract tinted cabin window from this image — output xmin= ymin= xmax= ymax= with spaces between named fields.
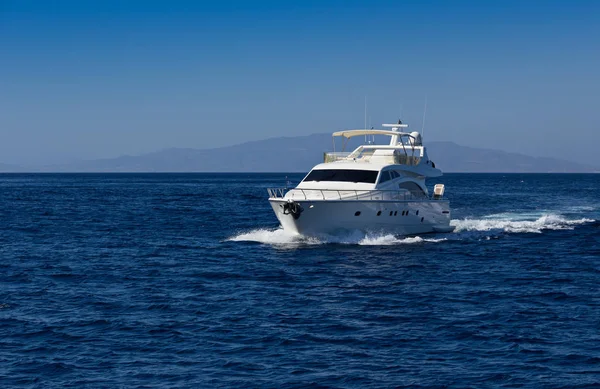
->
xmin=378 ymin=171 xmax=392 ymax=184
xmin=390 ymin=171 xmax=400 ymax=179
xmin=399 ymin=182 xmax=427 ymax=198
xmin=304 ymin=169 xmax=378 ymax=184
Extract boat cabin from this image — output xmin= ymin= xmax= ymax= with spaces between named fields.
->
xmin=295 ymin=122 xmax=440 ymax=198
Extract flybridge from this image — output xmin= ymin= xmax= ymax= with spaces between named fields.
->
xmin=325 ymin=121 xmax=425 ymax=165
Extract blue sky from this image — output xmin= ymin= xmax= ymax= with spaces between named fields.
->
xmin=1 ymin=0 xmax=599 ymax=166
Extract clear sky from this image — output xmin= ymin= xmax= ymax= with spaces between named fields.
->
xmin=1 ymin=0 xmax=599 ymax=166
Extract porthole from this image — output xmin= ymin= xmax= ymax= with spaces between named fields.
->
xmin=416 ymin=210 xmax=419 ymax=216
xmin=394 ymin=211 xmax=398 ymax=216
xmin=377 ymin=211 xmax=382 ymax=216
xmin=355 ymin=211 xmax=361 ymax=216
xmin=389 ymin=211 xmax=393 ymax=216
xmin=421 ymin=217 xmax=424 ymax=222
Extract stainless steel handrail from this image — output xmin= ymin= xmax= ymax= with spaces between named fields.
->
xmin=323 ymin=149 xmax=423 ymax=165
xmin=267 ymin=187 xmax=444 ymax=201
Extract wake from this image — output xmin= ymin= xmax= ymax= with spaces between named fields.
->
xmin=451 ymin=213 xmax=594 ymax=234
xmin=228 ymin=228 xmax=446 ymax=246
xmin=228 ymin=212 xmax=595 ymax=246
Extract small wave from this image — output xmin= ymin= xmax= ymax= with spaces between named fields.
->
xmin=228 ymin=228 xmax=446 ymax=246
xmin=564 ymin=205 xmax=597 ymax=212
xmin=451 ymin=213 xmax=594 ymax=234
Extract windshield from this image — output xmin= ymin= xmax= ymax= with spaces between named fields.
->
xmin=303 ymin=169 xmax=378 ymax=184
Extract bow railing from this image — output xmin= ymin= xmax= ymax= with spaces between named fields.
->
xmin=267 ymin=188 xmax=444 ymax=201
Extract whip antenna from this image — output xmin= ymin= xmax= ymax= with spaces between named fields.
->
xmin=364 ymin=95 xmax=367 ymax=142
xmin=421 ymin=96 xmax=428 ymax=137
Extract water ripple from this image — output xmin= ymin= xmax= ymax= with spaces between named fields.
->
xmin=0 ymin=173 xmax=599 ymax=388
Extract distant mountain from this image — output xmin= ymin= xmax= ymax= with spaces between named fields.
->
xmin=44 ymin=133 xmax=337 ymax=173
xmin=2 ymin=134 xmax=598 ymax=173
xmin=426 ymin=141 xmax=599 ymax=173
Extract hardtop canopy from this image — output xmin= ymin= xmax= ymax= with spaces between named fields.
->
xmin=332 ymin=129 xmax=412 ymax=139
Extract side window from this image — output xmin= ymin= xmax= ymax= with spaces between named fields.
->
xmin=378 ymin=171 xmax=392 ymax=184
xmin=398 ymin=182 xmax=427 ymax=197
xmin=390 ymin=171 xmax=400 ymax=179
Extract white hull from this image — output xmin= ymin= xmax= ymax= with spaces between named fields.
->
xmin=269 ymin=199 xmax=453 ymax=236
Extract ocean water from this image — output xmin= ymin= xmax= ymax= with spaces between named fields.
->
xmin=0 ymin=173 xmax=599 ymax=388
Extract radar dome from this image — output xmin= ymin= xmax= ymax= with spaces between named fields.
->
xmin=409 ymin=132 xmax=422 ymax=146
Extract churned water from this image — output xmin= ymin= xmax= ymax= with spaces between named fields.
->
xmin=0 ymin=173 xmax=599 ymax=388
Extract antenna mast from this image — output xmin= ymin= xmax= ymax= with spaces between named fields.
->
xmin=421 ymin=96 xmax=428 ymax=137
xmin=364 ymin=95 xmax=368 ymax=143
xmin=364 ymin=96 xmax=368 ymax=143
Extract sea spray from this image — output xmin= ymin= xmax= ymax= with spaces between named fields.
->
xmin=229 ymin=213 xmax=595 ymax=246
xmin=451 ymin=213 xmax=593 ymax=234
xmin=228 ymin=229 xmax=447 ymax=246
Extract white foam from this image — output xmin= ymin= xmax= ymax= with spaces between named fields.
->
xmin=228 ymin=228 xmax=321 ymax=245
xmin=451 ymin=213 xmax=594 ymax=234
xmin=228 ymin=228 xmax=446 ymax=246
xmin=229 ymin=213 xmax=595 ymax=246
xmin=358 ymin=235 xmax=447 ymax=246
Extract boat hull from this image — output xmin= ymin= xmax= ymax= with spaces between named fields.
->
xmin=269 ymin=199 xmax=453 ymax=236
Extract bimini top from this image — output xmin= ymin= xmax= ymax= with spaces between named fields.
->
xmin=332 ymin=129 xmax=412 ymax=139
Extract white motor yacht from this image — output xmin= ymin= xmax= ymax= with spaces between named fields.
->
xmin=268 ymin=121 xmax=455 ymax=236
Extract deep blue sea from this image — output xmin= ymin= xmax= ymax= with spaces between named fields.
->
xmin=1 ymin=173 xmax=599 ymax=388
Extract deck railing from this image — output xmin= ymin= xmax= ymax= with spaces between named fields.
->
xmin=322 ymin=151 xmax=421 ymax=165
xmin=323 ymin=152 xmax=352 ymax=163
xmin=267 ymin=188 xmax=444 ymax=201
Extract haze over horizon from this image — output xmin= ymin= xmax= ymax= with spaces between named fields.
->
xmin=2 ymin=1 xmax=599 ymax=166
